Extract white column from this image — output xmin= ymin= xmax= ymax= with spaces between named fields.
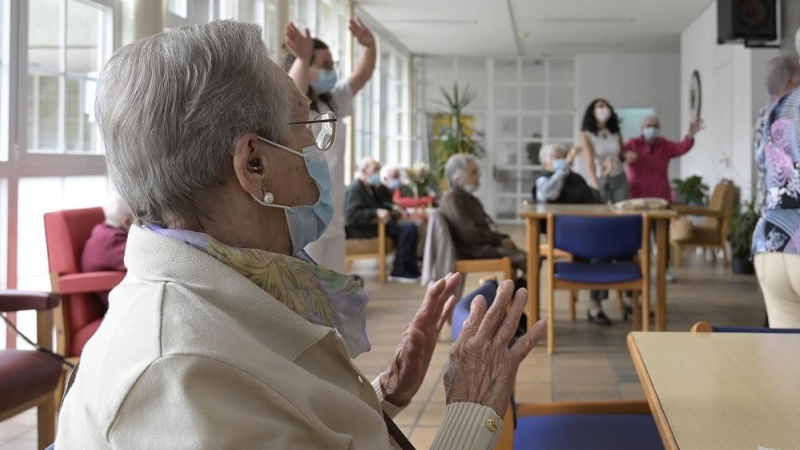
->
xmin=134 ymin=0 xmax=165 ymax=40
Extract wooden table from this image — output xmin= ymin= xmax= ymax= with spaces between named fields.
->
xmin=628 ymin=332 xmax=800 ymax=450
xmin=519 ymin=204 xmax=676 ymax=331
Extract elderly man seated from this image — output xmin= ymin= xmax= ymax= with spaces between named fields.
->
xmin=532 ymin=144 xmax=600 ymax=204
xmin=346 ymin=158 xmax=421 ymax=281
xmin=440 ymin=154 xmax=527 ymax=273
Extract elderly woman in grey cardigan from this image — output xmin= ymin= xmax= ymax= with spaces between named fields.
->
xmin=55 ymin=20 xmax=546 ymax=449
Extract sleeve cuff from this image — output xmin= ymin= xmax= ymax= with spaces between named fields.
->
xmin=430 ymin=403 xmax=503 ymax=450
xmin=371 ymin=375 xmax=406 ymax=418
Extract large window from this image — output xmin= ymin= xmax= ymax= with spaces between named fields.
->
xmin=27 ymin=0 xmax=112 ymax=154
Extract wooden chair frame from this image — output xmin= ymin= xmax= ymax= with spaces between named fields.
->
xmin=545 ymin=214 xmax=651 ymax=354
xmin=345 ymin=221 xmax=391 ymax=282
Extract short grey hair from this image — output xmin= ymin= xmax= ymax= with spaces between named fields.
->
xmin=96 ymin=20 xmax=294 ymax=227
xmin=444 ymin=154 xmax=478 ymax=188
xmin=641 ymin=114 xmax=659 ymax=126
xmin=357 ymin=157 xmax=379 ymax=175
xmin=103 ymin=194 xmax=132 ymax=228
xmin=380 ymin=164 xmax=399 ymax=180
xmin=766 ymin=54 xmax=800 ymax=97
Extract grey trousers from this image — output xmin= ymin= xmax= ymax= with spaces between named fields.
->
xmin=600 ymin=172 xmax=630 ymax=203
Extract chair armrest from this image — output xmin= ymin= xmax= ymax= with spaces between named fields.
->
xmin=57 ymin=271 xmax=126 ymax=295
xmin=0 ymin=291 xmax=59 ymax=312
xmin=672 ymin=205 xmax=725 ymax=218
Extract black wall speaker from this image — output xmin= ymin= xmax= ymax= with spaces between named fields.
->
xmin=718 ymin=0 xmax=779 ymax=46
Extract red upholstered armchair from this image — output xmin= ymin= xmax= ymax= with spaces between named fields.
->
xmin=0 ymin=291 xmax=61 ymax=450
xmin=43 ymin=208 xmax=125 ymax=393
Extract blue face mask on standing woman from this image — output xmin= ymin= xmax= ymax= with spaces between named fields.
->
xmin=253 ymin=137 xmax=334 ymax=256
xmin=311 ymin=69 xmax=338 ymax=95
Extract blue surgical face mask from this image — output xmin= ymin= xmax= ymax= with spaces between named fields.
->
xmin=254 ymin=137 xmax=334 ymax=256
xmin=311 ymin=69 xmax=338 ymax=95
xmin=552 ymin=158 xmax=569 ymax=172
xmin=463 ymin=183 xmax=479 ymax=194
xmin=368 ymin=173 xmax=381 ymax=186
xmin=387 ymin=179 xmax=401 ymax=190
xmin=643 ymin=126 xmax=660 ymax=141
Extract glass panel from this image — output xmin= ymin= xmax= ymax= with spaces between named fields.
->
xmin=494 ymin=59 xmax=517 ymax=83
xmin=67 ymin=0 xmax=103 ymax=76
xmin=29 ymin=0 xmax=62 ymax=71
xmin=495 ymin=116 xmax=518 ymax=139
xmin=496 ymin=196 xmax=519 ymax=221
xmin=548 ymin=114 xmax=575 ymax=140
xmin=458 ymin=57 xmax=487 ymax=111
xmin=497 ymin=141 xmax=519 ymax=166
xmin=424 ymin=57 xmax=455 ymax=82
xmin=27 ymin=75 xmax=61 ymax=151
xmin=315 ymin=0 xmax=334 ymax=48
xmin=167 ymin=0 xmax=189 ymax=17
xmin=521 ymin=86 xmax=545 ymax=111
xmin=493 ymin=169 xmax=518 ymax=196
xmin=549 ymin=59 xmax=575 ymax=83
xmin=521 ymin=115 xmax=544 ymax=138
xmin=549 ymin=85 xmax=575 ymax=111
xmin=521 ymin=59 xmax=546 ymax=83
xmin=65 ymin=78 xmax=97 ymax=152
xmin=493 ymin=86 xmax=518 ymax=111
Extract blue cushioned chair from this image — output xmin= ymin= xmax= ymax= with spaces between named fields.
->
xmin=452 ymin=280 xmax=663 ymax=450
xmin=545 ymin=215 xmax=651 ymax=354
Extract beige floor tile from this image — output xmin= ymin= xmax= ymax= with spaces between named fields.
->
xmin=409 ymin=426 xmax=440 ymax=449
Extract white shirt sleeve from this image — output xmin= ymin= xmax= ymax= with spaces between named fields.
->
xmin=330 ymin=80 xmax=354 ymax=118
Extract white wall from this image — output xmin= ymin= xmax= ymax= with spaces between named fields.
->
xmin=680 ymin=2 xmax=777 ymax=199
xmin=574 ymin=52 xmax=682 ymax=181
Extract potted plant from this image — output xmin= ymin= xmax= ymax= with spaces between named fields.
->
xmin=431 ymin=83 xmax=484 ymax=182
xmin=405 ymin=161 xmax=434 ymax=198
xmin=728 ymin=198 xmax=759 ymax=274
xmin=671 ymin=175 xmax=709 ymax=205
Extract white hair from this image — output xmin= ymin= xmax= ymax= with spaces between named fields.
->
xmin=641 ymin=115 xmax=660 ymax=127
xmin=444 ymin=154 xmax=478 ymax=188
xmin=103 ymin=195 xmax=132 ymax=228
xmin=96 ymin=20 xmax=294 ymax=227
xmin=765 ymin=54 xmax=800 ymax=97
xmin=538 ymin=144 xmax=564 ymax=165
xmin=380 ymin=164 xmax=399 ymax=181
xmin=357 ymin=157 xmax=379 ymax=175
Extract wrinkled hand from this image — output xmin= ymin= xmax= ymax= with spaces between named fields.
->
xmin=284 ymin=22 xmax=313 ymax=61
xmin=349 ymin=18 xmax=375 ymax=48
xmin=623 ymin=151 xmax=638 ymax=164
xmin=500 ymin=237 xmax=516 ymax=251
xmin=380 ymin=273 xmax=462 ymax=406
xmin=688 ymin=117 xmax=705 ymax=138
xmin=444 ymin=281 xmax=547 ymax=415
xmin=376 ymin=208 xmax=390 ymax=223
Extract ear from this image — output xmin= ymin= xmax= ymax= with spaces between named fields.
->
xmin=233 ymin=133 xmax=268 ymax=201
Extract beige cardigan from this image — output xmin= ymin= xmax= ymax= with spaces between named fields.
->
xmin=56 ymin=226 xmax=502 ymax=449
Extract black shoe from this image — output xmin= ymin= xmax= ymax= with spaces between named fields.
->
xmin=623 ymin=305 xmax=655 ymax=322
xmin=587 ymin=310 xmax=612 ymax=326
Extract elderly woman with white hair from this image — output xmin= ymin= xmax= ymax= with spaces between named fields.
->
xmin=751 ymin=31 xmax=800 ymax=328
xmin=532 ymin=144 xmax=599 ymax=204
xmin=440 ymin=154 xmax=527 ymax=273
xmin=55 ymin=21 xmax=547 ymax=449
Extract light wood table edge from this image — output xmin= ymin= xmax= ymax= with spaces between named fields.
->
xmin=626 ymin=333 xmax=679 ymax=450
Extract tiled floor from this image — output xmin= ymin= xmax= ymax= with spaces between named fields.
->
xmin=0 ymin=226 xmax=765 ymax=449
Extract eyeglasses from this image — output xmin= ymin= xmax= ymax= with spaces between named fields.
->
xmin=290 ymin=111 xmax=338 ymax=151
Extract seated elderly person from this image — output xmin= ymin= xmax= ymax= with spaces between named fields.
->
xmin=56 ymin=21 xmax=548 ymax=449
xmin=346 ymin=158 xmax=420 ymax=281
xmin=532 ymin=144 xmax=600 ymax=204
xmin=381 ymin=165 xmax=436 ymax=209
xmin=81 ymin=194 xmax=132 ymax=273
xmin=440 ymin=154 xmax=527 ymax=273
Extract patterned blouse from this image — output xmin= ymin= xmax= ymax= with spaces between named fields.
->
xmin=753 ymin=88 xmax=800 ymax=255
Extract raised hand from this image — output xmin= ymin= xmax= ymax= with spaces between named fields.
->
xmin=349 ymin=18 xmax=375 ymax=49
xmin=566 ymin=147 xmax=579 ymax=164
xmin=284 ymin=22 xmax=313 ymax=61
xmin=689 ymin=117 xmax=705 ymax=138
xmin=623 ymin=150 xmax=638 ymax=164
xmin=380 ymin=273 xmax=462 ymax=406
xmin=444 ymin=280 xmax=547 ymax=415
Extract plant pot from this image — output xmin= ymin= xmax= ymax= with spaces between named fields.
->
xmin=731 ymin=256 xmax=755 ymax=275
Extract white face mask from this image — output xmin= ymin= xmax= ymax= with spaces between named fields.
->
xmin=463 ymin=183 xmax=479 ymax=194
xmin=595 ymin=106 xmax=611 ymax=124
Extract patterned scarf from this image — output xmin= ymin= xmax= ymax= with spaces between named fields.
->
xmin=147 ymin=225 xmax=371 ymax=357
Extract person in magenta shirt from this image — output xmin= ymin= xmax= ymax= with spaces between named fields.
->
xmin=81 ymin=195 xmax=132 ymax=304
xmin=623 ymin=115 xmax=704 ymax=201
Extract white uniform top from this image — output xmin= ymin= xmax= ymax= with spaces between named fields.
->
xmin=587 ymin=130 xmax=624 ymax=177
xmin=303 ymin=80 xmax=354 ymax=273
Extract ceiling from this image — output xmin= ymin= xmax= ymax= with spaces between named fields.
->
xmin=356 ymin=0 xmax=715 ymax=56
